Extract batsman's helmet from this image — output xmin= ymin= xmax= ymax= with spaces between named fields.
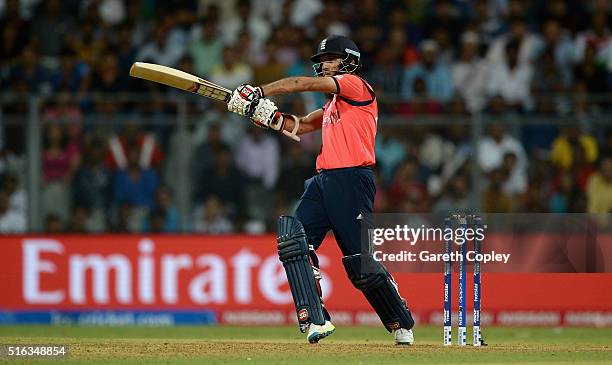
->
xmin=310 ymin=35 xmax=360 ymax=76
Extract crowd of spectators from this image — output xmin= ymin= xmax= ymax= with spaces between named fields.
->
xmin=1 ymin=0 xmax=612 ymax=233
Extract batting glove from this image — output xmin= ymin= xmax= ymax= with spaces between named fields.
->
xmin=227 ymin=84 xmax=264 ymax=116
xmin=251 ymin=98 xmax=285 ymax=131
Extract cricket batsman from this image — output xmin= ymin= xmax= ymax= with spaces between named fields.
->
xmin=227 ymin=35 xmax=415 ymax=345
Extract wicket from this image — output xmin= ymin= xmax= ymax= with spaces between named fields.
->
xmin=443 ymin=214 xmax=486 ymax=346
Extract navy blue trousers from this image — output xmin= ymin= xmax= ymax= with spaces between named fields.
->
xmin=295 ymin=167 xmax=375 ymax=256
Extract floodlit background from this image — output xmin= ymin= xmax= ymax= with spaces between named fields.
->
xmin=1 ymin=0 xmax=611 ymax=233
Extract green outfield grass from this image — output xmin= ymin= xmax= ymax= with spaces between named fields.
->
xmin=0 ymin=325 xmax=611 ymax=364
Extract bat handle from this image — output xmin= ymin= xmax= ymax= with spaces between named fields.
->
xmin=282 ymin=129 xmax=301 ymax=142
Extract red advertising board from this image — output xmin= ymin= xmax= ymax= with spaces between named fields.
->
xmin=0 ymin=235 xmax=611 ymax=326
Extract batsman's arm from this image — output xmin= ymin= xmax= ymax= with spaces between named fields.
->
xmin=261 ymin=77 xmax=337 ymax=96
xmin=281 ymin=109 xmax=323 ymax=135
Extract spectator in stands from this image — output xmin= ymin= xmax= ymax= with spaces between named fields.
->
xmin=354 ymin=24 xmax=383 ymax=69
xmin=69 ymin=17 xmax=107 ymax=68
xmin=427 ymin=120 xmax=473 ymax=198
xmin=486 ymin=16 xmax=540 ymax=66
xmin=534 ymin=19 xmax=575 ymax=86
xmin=235 ymin=127 xmax=279 ymax=190
xmin=143 ymin=186 xmax=179 ymax=232
xmin=452 ymin=31 xmax=488 ymax=112
xmin=115 ymin=24 xmax=138 ymax=84
xmin=587 ymin=154 xmax=612 ymax=214
xmin=42 ymin=123 xmax=80 ymax=220
xmin=549 ymin=172 xmax=582 ymax=213
xmin=72 ymin=138 xmax=111 ymax=231
xmin=106 ymin=124 xmax=164 ymax=171
xmin=8 ymin=45 xmax=49 ymax=94
xmin=278 ymin=143 xmax=315 ymax=205
xmin=478 ymin=124 xmax=527 ymax=174
xmin=604 ymin=129 xmax=612 ymax=153
xmin=432 ymin=174 xmax=473 ymax=214
xmin=253 ymin=39 xmax=287 ymax=85
xmin=573 ymin=42 xmax=609 ymax=96
xmin=1 ymin=173 xmax=26 ymax=217
xmin=44 ymin=213 xmax=63 ymax=233
xmin=220 ymin=0 xmax=271 ymax=48
xmin=402 ymin=39 xmax=453 ymax=103
xmin=0 ymin=188 xmax=26 ymax=232
xmin=287 ymin=0 xmax=324 ymax=28
xmin=29 ymin=0 xmax=76 ymax=66
xmin=234 ymin=31 xmax=255 ymax=63
xmin=193 ymin=194 xmax=234 ymax=234
xmin=376 ymin=127 xmax=407 ymax=184
xmin=535 ymin=0 xmax=581 ymax=31
xmin=419 ymin=124 xmax=454 ymax=176
xmin=430 ymin=28 xmax=454 ymax=65
xmin=569 ymin=142 xmax=596 ymax=193
xmin=531 ymin=47 xmax=568 ymax=114
xmin=194 ymin=144 xmax=244 ymax=219
xmin=285 ymin=42 xmax=326 ymax=111
xmin=113 ymin=202 xmax=135 ymax=233
xmin=147 ymin=207 xmax=167 ymax=233
xmin=191 ymin=100 xmax=246 ymax=148
xmin=92 ymin=0 xmax=127 ymax=27
xmin=192 ymin=123 xmax=226 ymax=179
xmin=485 ymin=38 xmax=534 ymax=111
xmin=47 ymin=47 xmax=91 ymax=96
xmin=574 ymin=12 xmax=611 ymax=65
xmin=550 ymin=127 xmax=598 ymax=171
xmin=0 ymin=0 xmax=30 ymax=65
xmin=469 ymin=0 xmax=505 ymax=47
xmin=396 ymin=77 xmax=443 ymax=115
xmin=481 ymin=168 xmax=513 ymax=212
xmin=235 ymin=127 xmax=278 ymax=220
xmin=189 ymin=16 xmax=224 ymax=77
xmin=423 ymin=0 xmax=468 ymax=44
xmin=316 ymin=1 xmax=350 ymax=36
xmin=387 ymin=161 xmax=429 ymax=212
xmin=500 ymin=151 xmax=527 ymax=196
xmin=372 ymin=168 xmax=390 ymax=213
xmin=387 ymin=25 xmax=419 ymax=67
xmin=91 ymin=53 xmax=122 ymax=95
xmin=210 ymin=46 xmax=254 ymax=89
xmin=572 ymin=82 xmax=598 ymax=132
xmin=112 ymin=145 xmax=160 ymax=210
xmin=65 ymin=205 xmax=89 ymax=233
xmin=42 ymin=90 xmax=83 ymax=125
xmin=365 ymin=46 xmax=404 ymax=101
xmin=136 ymin=19 xmax=186 ymax=67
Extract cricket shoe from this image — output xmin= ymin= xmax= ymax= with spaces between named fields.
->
xmin=394 ymin=328 xmax=414 ymax=345
xmin=307 ymin=321 xmax=336 ymax=344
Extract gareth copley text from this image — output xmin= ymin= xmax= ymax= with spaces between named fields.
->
xmin=373 ymin=250 xmax=511 ymax=264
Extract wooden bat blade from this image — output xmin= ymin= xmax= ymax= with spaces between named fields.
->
xmin=129 ymin=62 xmax=300 ymax=142
xmin=129 ymin=62 xmax=231 ymax=102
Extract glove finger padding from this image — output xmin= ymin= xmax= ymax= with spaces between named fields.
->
xmin=228 ymin=84 xmax=263 ymax=116
xmin=252 ymin=98 xmax=284 ymax=131
xmin=227 ymin=91 xmax=250 ymax=116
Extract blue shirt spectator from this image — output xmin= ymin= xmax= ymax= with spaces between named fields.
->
xmin=401 ymin=40 xmax=453 ymax=102
xmin=112 ymin=146 xmax=159 ymax=209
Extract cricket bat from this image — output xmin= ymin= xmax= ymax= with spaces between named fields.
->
xmin=129 ymin=62 xmax=300 ymax=141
